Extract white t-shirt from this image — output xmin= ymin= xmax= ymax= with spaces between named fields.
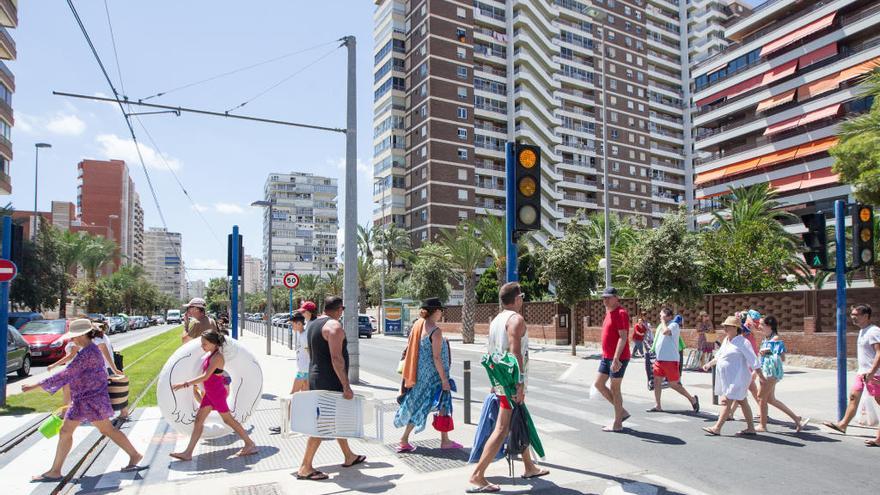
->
xmin=655 ymin=321 xmax=681 ymax=362
xmin=857 ymin=324 xmax=880 ymax=375
xmin=294 ymin=330 xmax=310 ymax=374
xmin=92 ymin=335 xmax=115 ymax=372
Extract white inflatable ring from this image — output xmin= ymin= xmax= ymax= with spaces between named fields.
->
xmin=157 ymin=338 xmax=263 ymax=439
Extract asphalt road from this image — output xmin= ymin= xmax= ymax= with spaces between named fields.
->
xmin=356 ymin=335 xmax=878 ymax=495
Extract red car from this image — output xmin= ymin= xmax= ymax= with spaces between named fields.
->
xmin=19 ymin=319 xmax=72 ymax=363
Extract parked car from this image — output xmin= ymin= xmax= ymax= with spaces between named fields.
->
xmin=6 ymin=325 xmax=31 ymax=377
xmin=8 ymin=312 xmax=44 ymax=330
xmin=107 ymin=316 xmax=128 ymax=334
xmin=368 ymin=315 xmax=378 ymax=331
xmin=358 ymin=315 xmax=373 ymax=339
xmin=150 ymin=315 xmax=163 ymax=325
xmin=134 ymin=316 xmax=147 ymax=329
xmin=166 ymin=309 xmax=182 ymax=324
xmin=19 ymin=319 xmax=71 ymax=363
xmin=85 ymin=313 xmax=105 ymax=322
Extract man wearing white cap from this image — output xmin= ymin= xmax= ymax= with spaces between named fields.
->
xmin=181 ymin=297 xmax=218 ymax=344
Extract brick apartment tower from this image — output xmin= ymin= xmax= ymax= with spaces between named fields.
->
xmin=77 ymin=159 xmax=144 ymax=269
xmin=0 ymin=0 xmax=17 ymax=195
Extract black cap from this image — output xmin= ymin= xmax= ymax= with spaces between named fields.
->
xmin=420 ymin=297 xmax=444 ymax=310
xmin=601 ymin=287 xmax=619 ymax=298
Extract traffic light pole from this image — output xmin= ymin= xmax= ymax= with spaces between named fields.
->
xmin=0 ymin=216 xmax=12 ymax=407
xmin=834 ymin=199 xmax=847 ymax=421
xmin=505 ymin=142 xmax=518 ymax=283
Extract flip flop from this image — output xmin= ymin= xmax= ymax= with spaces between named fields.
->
xmin=295 ymin=470 xmax=329 ymax=481
xmin=441 ymin=441 xmax=464 ymax=450
xmin=622 ymin=413 xmax=632 ymax=423
xmin=692 ymin=396 xmax=700 ymax=413
xmin=646 ymin=407 xmax=663 ymax=413
xmin=735 ymin=430 xmax=757 ymax=437
xmin=169 ymin=453 xmax=192 ymax=461
xmin=236 ymin=447 xmax=259 ymax=457
xmin=797 ymin=417 xmax=811 ymax=433
xmin=865 ymin=440 xmax=880 ymax=447
xmin=602 ymin=426 xmax=624 ymax=432
xmin=396 ymin=443 xmax=416 ymax=453
xmin=702 ymin=427 xmax=720 ymax=436
xmin=466 ymin=484 xmax=501 ymax=493
xmin=822 ymin=421 xmax=846 ymax=434
xmin=120 ymin=464 xmax=149 ymax=473
xmin=342 ymin=454 xmax=366 ymax=468
xmin=30 ymin=475 xmax=63 ymax=483
xmin=521 ymin=469 xmax=550 ymax=480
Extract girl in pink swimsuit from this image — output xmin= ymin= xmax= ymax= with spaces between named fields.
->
xmin=170 ymin=330 xmax=257 ymax=460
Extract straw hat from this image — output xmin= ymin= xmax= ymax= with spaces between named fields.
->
xmin=67 ymin=318 xmax=95 ymax=338
xmin=186 ymin=297 xmax=207 ymax=309
xmin=721 ymin=315 xmax=740 ymax=328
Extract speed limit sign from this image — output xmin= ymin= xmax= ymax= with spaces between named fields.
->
xmin=283 ymin=272 xmax=300 ymax=289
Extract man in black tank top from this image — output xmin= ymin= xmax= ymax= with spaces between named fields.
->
xmin=296 ymin=296 xmax=365 ymax=481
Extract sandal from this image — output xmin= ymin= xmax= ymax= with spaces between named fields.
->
xmin=397 ymin=443 xmax=416 ymax=453
xmin=236 ymin=446 xmax=259 ymax=457
xmin=295 ymin=470 xmax=329 ymax=481
xmin=735 ymin=430 xmax=757 ymax=437
xmin=521 ymin=469 xmax=550 ymax=479
xmin=702 ymin=426 xmax=720 ymax=436
xmin=646 ymin=407 xmax=663 ymax=413
xmin=692 ymin=396 xmax=700 ymax=413
xmin=797 ymin=417 xmax=811 ymax=433
xmin=441 ymin=441 xmax=463 ymax=450
xmin=466 ymin=484 xmax=501 ymax=493
xmin=120 ymin=464 xmax=149 ymax=473
xmin=865 ymin=439 xmax=880 ymax=447
xmin=31 ymin=474 xmax=63 ymax=483
xmin=342 ymin=454 xmax=366 ymax=468
xmin=822 ymin=421 xmax=845 ymax=434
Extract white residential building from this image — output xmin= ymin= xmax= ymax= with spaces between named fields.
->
xmin=143 ymin=227 xmax=186 ymax=300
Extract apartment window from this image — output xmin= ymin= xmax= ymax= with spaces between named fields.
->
xmin=637 ymin=72 xmax=644 ymax=82
xmin=457 ymin=66 xmax=468 ymax=79
xmin=625 ymin=53 xmax=633 ymax=63
xmin=613 ymin=196 xmax=620 ymax=206
xmin=420 ymin=5 xmax=426 ymax=16
xmin=627 ymin=100 xmax=634 ymax=110
xmin=609 ymin=79 xmax=617 ymax=90
xmin=420 ymin=125 xmax=427 ymax=137
xmin=420 ymin=210 xmax=427 ymax=221
xmin=457 ymin=128 xmax=468 ymax=140
xmin=610 ymin=111 xmax=618 ymax=123
xmin=419 ymin=104 xmax=427 ymax=117
xmin=630 ymin=198 xmax=636 ymax=208
xmin=612 ymin=162 xmax=620 ymax=171
xmin=458 ymin=169 xmax=467 ymax=180
xmin=420 ymin=24 xmax=427 ymax=36
xmin=420 ymin=189 xmax=427 ymax=200
xmin=624 ymin=6 xmax=631 ymax=16
xmin=641 ymin=168 xmax=647 ymax=177
xmin=640 ymin=152 xmax=646 ymax=160
xmin=458 ymin=189 xmax=468 ymax=201
xmin=628 ymin=133 xmax=635 ymax=143
xmin=629 ymin=150 xmax=635 ymax=159
xmin=637 ymin=56 xmax=643 ymax=67
xmin=457 ymin=107 xmax=468 ymax=119
xmin=457 ymin=86 xmax=468 ymax=99
xmin=610 ymin=129 xmax=619 ymax=139
xmin=419 ymin=84 xmax=427 ymax=97
xmin=458 ymin=210 xmax=468 ymax=219
xmin=457 ymin=47 xmax=466 ymax=59
xmin=456 ymin=27 xmax=467 ymax=41
xmin=610 ymin=96 xmax=617 ymax=105
xmin=638 ymin=103 xmax=645 ymax=112
xmin=422 ymin=168 xmax=427 ymax=179
xmin=609 ymin=63 xmax=616 ymax=74
xmin=641 ymin=184 xmax=647 ymax=193
xmin=457 ymin=7 xmax=466 ymax=18
xmin=637 ymin=88 xmax=644 ymax=98
xmin=639 ymin=136 xmax=646 ymax=145
xmin=419 ymin=63 xmax=428 ymax=77
xmin=457 ymin=148 xmax=468 ymax=160
xmin=607 ymin=47 xmax=616 ymax=58
xmin=626 ymin=84 xmax=634 ymax=95
xmin=420 ymin=146 xmax=427 ymax=157
xmin=628 ymin=117 xmax=635 ymax=127
xmin=607 ymin=31 xmax=615 ymax=41
xmin=625 ymin=21 xmax=632 ymax=32
xmin=636 ymin=41 xmax=644 ymax=50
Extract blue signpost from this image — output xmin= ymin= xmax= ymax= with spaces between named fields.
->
xmin=834 ymin=200 xmax=847 ymax=420
xmin=505 ymin=142 xmax=518 ymax=283
xmin=288 ymin=289 xmax=293 ymax=350
xmin=230 ymin=225 xmax=240 ymax=340
xmin=0 ymin=216 xmax=13 ymax=406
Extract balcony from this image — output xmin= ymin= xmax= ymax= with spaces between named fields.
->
xmin=0 ymin=168 xmax=9 ymax=195
xmin=0 ymin=0 xmax=15 ymax=29
xmin=0 ymin=27 xmax=14 ymax=61
xmin=0 ymin=97 xmax=12 ymax=125
xmin=0 ymin=133 xmax=12 ymax=161
xmin=0 ymin=59 xmax=12 ymax=92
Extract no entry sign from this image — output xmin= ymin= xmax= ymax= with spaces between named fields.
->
xmin=0 ymin=259 xmax=16 ymax=282
xmin=283 ymin=272 xmax=300 ymax=289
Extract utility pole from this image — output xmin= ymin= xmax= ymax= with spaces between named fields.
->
xmin=343 ymin=36 xmax=359 ymax=383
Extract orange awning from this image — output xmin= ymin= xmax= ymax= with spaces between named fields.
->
xmin=761 ymin=59 xmax=798 ymax=86
xmin=797 ymin=56 xmax=880 ymax=100
xmin=760 ymin=13 xmax=837 ymax=57
xmin=696 ymin=73 xmax=763 ymax=107
xmin=756 ymin=89 xmax=796 ymax=112
xmin=799 ymin=43 xmax=838 ymax=68
xmin=794 ymin=136 xmax=838 ymax=159
xmin=771 ymin=167 xmax=839 ymax=193
xmin=695 ymin=137 xmax=840 ymax=184
xmin=696 ymin=190 xmax=729 ymax=200
xmin=758 ymin=146 xmax=798 ymax=167
xmin=763 ymin=103 xmax=841 ymax=136
xmin=838 ymin=56 xmax=880 ymax=81
xmin=694 ymin=167 xmax=727 ymax=186
xmin=722 ymin=157 xmax=761 ymax=178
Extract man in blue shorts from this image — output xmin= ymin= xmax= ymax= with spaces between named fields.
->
xmin=593 ymin=287 xmax=631 ymax=432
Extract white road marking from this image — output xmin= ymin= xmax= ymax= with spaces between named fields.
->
xmin=0 ymin=422 xmax=91 ymax=495
xmin=94 ymin=408 xmax=163 ymax=490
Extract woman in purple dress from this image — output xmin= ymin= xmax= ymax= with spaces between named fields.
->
xmin=21 ymin=319 xmax=146 ymax=482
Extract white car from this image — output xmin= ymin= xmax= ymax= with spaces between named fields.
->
xmin=166 ymin=309 xmax=182 ymax=324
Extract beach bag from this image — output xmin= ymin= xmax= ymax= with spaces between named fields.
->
xmin=38 ymin=406 xmax=69 ymax=439
xmin=109 ymin=374 xmax=130 ymax=412
xmin=113 ymin=351 xmax=124 ymax=372
xmin=432 ymin=412 xmax=454 ymax=432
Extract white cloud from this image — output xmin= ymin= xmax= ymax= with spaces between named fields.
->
xmin=191 ymin=203 xmax=209 ymax=212
xmin=214 ymin=202 xmax=244 ymax=214
xmin=14 ymin=113 xmax=36 ymax=133
xmin=45 ymin=113 xmax=87 ymax=136
xmin=191 ymin=258 xmax=226 ymax=270
xmin=329 ymin=157 xmax=370 ymax=176
xmin=95 ymin=133 xmax=182 ymax=171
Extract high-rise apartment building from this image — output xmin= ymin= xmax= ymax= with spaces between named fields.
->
xmin=144 ymin=227 xmax=186 ymax=300
xmin=187 ymin=279 xmax=206 ymax=300
xmin=78 ymin=159 xmax=144 ymax=269
xmin=0 ymin=0 xmax=16 ymax=195
xmin=243 ymin=255 xmax=263 ymax=294
xmin=372 ymin=0 xmax=743 ymax=246
xmin=692 ymin=0 xmax=879 ymax=222
xmin=262 ymin=172 xmax=338 ymax=286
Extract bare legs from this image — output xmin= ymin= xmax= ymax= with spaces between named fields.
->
xmin=704 ymin=397 xmax=755 ymax=435
xmin=297 ymin=437 xmax=361 ymax=477
xmin=399 ymin=422 xmax=456 ymax=448
xmin=219 ymin=412 xmax=258 ymax=456
xmin=594 ymin=373 xmax=628 ymax=431
xmin=828 ymin=387 xmax=863 ymax=433
xmin=469 ymin=406 xmax=545 ymax=490
xmin=652 ymin=378 xmax=696 ymax=411
xmin=757 ymin=378 xmax=804 ymax=432
xmin=171 ymin=407 xmax=211 ymax=461
xmin=36 ymin=418 xmax=142 ymax=480
xmin=291 ymin=379 xmax=309 ymax=394
xmin=94 ymin=419 xmax=142 ymax=466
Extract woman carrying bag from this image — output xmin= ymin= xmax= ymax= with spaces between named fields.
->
xmin=394 ymin=298 xmax=462 ymax=452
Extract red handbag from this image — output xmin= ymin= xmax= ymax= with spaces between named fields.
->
xmin=432 ymin=413 xmax=454 ymax=432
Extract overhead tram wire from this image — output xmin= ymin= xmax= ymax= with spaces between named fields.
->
xmin=140 ymin=39 xmax=340 ymax=102
xmin=65 ymin=0 xmax=193 ymax=277
xmin=223 ymin=43 xmax=342 ymax=113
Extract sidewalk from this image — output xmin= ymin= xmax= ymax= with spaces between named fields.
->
xmin=100 ymin=329 xmax=712 ymax=495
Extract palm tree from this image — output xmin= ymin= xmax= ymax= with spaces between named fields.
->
xmin=295 ymin=274 xmax=325 ymax=305
xmin=357 ymin=256 xmax=374 ymax=313
xmin=374 ymin=225 xmax=412 ymax=274
xmin=325 ymin=269 xmax=344 ymax=295
xmin=710 ymin=183 xmax=797 ymax=243
xmin=436 ymin=222 xmax=486 ymax=344
xmin=55 ymin=229 xmax=89 ymax=317
xmin=357 ymin=225 xmax=374 ymax=262
xmin=474 ymin=216 xmax=507 ymax=286
xmin=81 ymin=236 xmax=117 ymax=280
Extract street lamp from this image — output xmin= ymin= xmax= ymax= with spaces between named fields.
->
xmin=251 ymin=199 xmax=275 ymax=355
xmin=585 ymin=5 xmax=612 ymax=289
xmin=373 ymin=177 xmax=387 ymax=334
xmin=33 ymin=143 xmax=52 ymax=241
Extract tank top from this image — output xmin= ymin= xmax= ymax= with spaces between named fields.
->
xmin=487 ymin=310 xmax=528 ymax=383
xmin=307 ymin=316 xmax=349 ymax=392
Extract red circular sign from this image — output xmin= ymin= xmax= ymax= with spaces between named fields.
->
xmin=0 ymin=258 xmax=17 ymax=282
xmin=283 ymin=272 xmax=300 ymax=289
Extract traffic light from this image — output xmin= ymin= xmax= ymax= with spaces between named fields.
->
xmin=800 ymin=212 xmax=828 ymax=270
xmin=513 ymin=143 xmax=541 ymax=233
xmin=852 ymin=204 xmax=875 ymax=268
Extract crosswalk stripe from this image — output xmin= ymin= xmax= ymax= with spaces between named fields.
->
xmin=93 ymin=408 xmax=164 ymax=491
xmin=0 ymin=421 xmax=92 ymax=495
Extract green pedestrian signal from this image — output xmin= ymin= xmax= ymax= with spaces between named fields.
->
xmin=800 ymin=213 xmax=828 ymax=270
xmin=812 ymin=255 xmax=822 ymax=267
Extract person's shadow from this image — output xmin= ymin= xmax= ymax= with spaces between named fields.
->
xmin=297 ymin=461 xmax=402 ymax=494
xmin=620 ymin=428 xmax=687 ymax=445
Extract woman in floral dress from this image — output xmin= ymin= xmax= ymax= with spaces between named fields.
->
xmin=21 ymin=319 xmax=145 ymax=482
xmin=394 ymin=298 xmax=460 ymax=452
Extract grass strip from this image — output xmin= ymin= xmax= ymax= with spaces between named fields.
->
xmin=0 ymin=326 xmax=183 ymax=416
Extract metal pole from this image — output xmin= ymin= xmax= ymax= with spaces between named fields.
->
xmin=231 ymin=225 xmax=240 ymax=340
xmin=289 ymin=288 xmax=293 ymax=350
xmin=463 ymin=360 xmax=472 ymax=424
xmin=1 ymin=216 xmax=12 ymax=406
xmin=505 ymin=142 xmax=518 ymax=283
xmin=599 ymin=31 xmax=612 ymax=289
xmin=379 ymin=179 xmax=386 ymax=334
xmin=343 ymin=35 xmax=359 ymax=383
xmin=834 ymin=200 xmax=847 ymax=420
xmin=33 ymin=147 xmax=39 ymax=241
xmin=265 ymin=205 xmax=273 ymax=355
xmin=239 ymin=245 xmax=245 ymax=337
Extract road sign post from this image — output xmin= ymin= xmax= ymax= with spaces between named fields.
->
xmin=283 ymin=272 xmax=299 ymax=351
xmin=230 ymin=226 xmax=241 ymax=339
xmin=833 ymin=200 xmax=848 ymax=421
xmin=1 ymin=215 xmax=15 ymax=406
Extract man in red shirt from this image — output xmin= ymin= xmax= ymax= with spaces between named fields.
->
xmin=593 ymin=287 xmax=631 ymax=432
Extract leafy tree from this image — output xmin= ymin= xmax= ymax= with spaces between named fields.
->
xmin=10 ymin=224 xmax=63 ymax=311
xmin=205 ymin=277 xmax=230 ymax=314
xmin=474 ymin=216 xmax=508 ymax=286
xmin=621 ymin=209 xmax=703 ymax=308
xmin=475 ymin=265 xmax=500 ymax=304
xmin=831 ymin=67 xmax=880 ymax=204
xmin=476 ymin=252 xmax=549 ymax=304
xmin=294 ymin=274 xmax=327 ymax=304
xmin=55 ymin=229 xmax=89 ymax=317
xmin=710 ymin=183 xmax=797 ymax=244
xmin=81 ymin=236 xmax=117 ymax=280
xmin=576 ymin=211 xmax=639 ymax=292
xmin=325 ymin=270 xmax=343 ymax=296
xmin=436 ymin=222 xmax=485 ymax=344
xmin=357 ymin=256 xmax=374 ymax=313
xmin=404 ymin=242 xmax=451 ymax=305
xmin=700 ymin=221 xmax=797 ymax=293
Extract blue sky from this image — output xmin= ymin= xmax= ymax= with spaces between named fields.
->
xmin=8 ymin=1 xmax=376 ymax=282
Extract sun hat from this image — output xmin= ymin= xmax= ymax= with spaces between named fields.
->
xmin=186 ymin=297 xmax=207 ymax=309
xmin=721 ymin=315 xmax=740 ymax=328
xmin=601 ymin=287 xmax=619 ymax=298
xmin=298 ymin=301 xmax=317 ymax=313
xmin=421 ymin=297 xmax=444 ymax=310
xmin=67 ymin=318 xmax=96 ymax=338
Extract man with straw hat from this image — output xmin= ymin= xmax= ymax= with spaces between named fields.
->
xmin=181 ymin=297 xmax=218 ymax=344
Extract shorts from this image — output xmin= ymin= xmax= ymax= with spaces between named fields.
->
xmin=598 ymin=358 xmax=629 ymax=378
xmin=652 ymin=360 xmax=681 ymax=382
xmin=498 ymin=395 xmax=512 ymax=410
xmin=295 ymin=371 xmax=309 ymax=381
xmin=854 ymin=373 xmax=880 ymax=397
